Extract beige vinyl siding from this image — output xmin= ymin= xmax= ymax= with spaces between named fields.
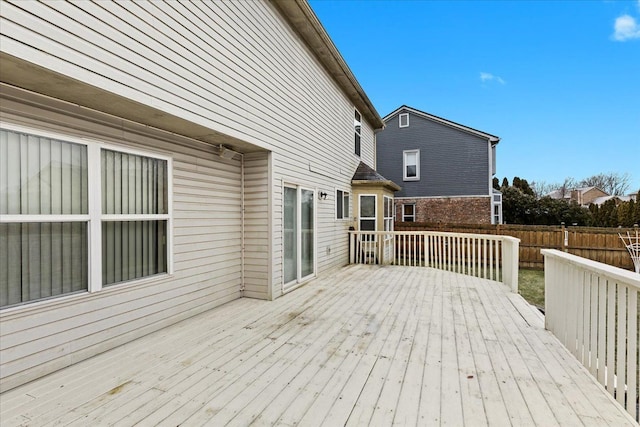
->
xmin=0 ymin=1 xmax=374 ymax=167
xmin=0 ymin=0 xmax=380 ymax=389
xmin=243 ymin=152 xmax=270 ymax=300
xmin=0 ymin=95 xmax=246 ymax=392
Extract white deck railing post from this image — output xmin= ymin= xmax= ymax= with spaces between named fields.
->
xmin=502 ymin=236 xmax=520 ymax=293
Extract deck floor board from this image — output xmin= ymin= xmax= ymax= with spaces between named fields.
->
xmin=1 ymin=265 xmax=636 ymax=426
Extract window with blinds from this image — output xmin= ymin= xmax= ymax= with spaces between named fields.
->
xmin=0 ymin=127 xmax=171 ymax=308
xmin=101 ymin=149 xmax=168 ymax=286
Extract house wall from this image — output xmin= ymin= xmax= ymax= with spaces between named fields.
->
xmin=0 ymin=92 xmax=250 ymax=392
xmin=0 ymin=0 xmax=375 ymax=390
xmin=395 ymin=196 xmax=492 ymax=225
xmin=377 ymin=110 xmax=491 ymax=198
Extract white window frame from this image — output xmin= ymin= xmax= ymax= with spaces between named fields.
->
xmin=282 ymin=184 xmax=316 ymax=293
xmin=399 ymin=113 xmax=409 ymax=128
xmin=358 ymin=194 xmax=377 ymax=231
xmin=354 ymin=109 xmax=362 ymax=157
xmin=0 ymin=122 xmax=173 ymax=301
xmin=403 ymin=149 xmax=420 ymax=181
xmin=492 ymin=193 xmax=503 ymax=225
xmin=336 ymin=189 xmax=350 ymax=220
xmin=402 ymin=203 xmax=416 ymax=222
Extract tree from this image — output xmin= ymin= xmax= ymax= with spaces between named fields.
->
xmin=493 ymin=177 xmax=500 ymax=190
xmin=530 ymin=180 xmax=555 ymax=198
xmin=580 ymin=172 xmax=631 ymax=196
xmin=501 ymin=177 xmax=509 ymax=189
xmin=512 ymin=176 xmax=535 ymax=196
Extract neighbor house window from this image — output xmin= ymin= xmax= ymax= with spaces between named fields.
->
xmin=354 ymin=110 xmax=361 ymax=157
xmin=399 ymin=113 xmax=409 ymax=128
xmin=403 ymin=204 xmax=416 ymax=222
xmin=336 ymin=189 xmax=349 ymax=219
xmin=0 ymin=126 xmax=171 ymax=308
xmin=403 ymin=149 xmax=420 ymax=181
xmin=493 ymin=193 xmax=503 ymax=225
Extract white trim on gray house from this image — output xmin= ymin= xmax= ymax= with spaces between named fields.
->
xmin=383 ymin=105 xmax=500 ymax=143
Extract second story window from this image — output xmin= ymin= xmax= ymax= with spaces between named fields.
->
xmin=354 ymin=110 xmax=361 ymax=157
xmin=403 ymin=149 xmax=420 ymax=181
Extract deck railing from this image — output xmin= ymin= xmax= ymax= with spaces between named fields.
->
xmin=348 ymin=231 xmax=519 ymax=291
xmin=542 ymin=249 xmax=640 ymax=421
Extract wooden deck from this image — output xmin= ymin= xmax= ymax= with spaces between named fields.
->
xmin=1 ymin=265 xmax=636 ymax=426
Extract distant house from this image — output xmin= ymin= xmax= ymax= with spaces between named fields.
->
xmin=547 ymin=187 xmax=609 ymax=206
xmin=0 ymin=0 xmax=390 ymax=391
xmin=376 ymin=105 xmax=502 ymax=225
xmin=591 ymin=194 xmax=637 ymax=206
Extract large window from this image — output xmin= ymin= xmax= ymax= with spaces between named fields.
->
xmin=0 ymin=127 xmax=171 ymax=308
xmin=354 ymin=110 xmax=362 ymax=157
xmin=403 ymin=150 xmax=420 ymax=181
xmin=101 ymin=149 xmax=168 ymax=286
xmin=336 ymin=189 xmax=349 ymax=220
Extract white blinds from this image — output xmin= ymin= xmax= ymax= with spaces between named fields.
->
xmin=100 ymin=149 xmax=167 ymax=286
xmin=0 ymin=129 xmax=89 ymax=307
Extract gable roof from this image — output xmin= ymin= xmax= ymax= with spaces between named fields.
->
xmin=383 ymin=105 xmax=500 ymax=144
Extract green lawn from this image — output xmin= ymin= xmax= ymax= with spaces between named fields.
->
xmin=518 ymin=268 xmax=545 ymax=309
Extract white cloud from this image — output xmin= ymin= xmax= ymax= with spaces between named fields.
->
xmin=613 ymin=14 xmax=640 ymax=41
xmin=480 ymin=72 xmax=505 ymax=84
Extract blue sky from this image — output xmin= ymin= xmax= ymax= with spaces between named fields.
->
xmin=309 ymin=0 xmax=640 ymax=193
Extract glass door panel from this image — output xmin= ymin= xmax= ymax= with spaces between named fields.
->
xmin=284 ymin=187 xmax=297 ymax=284
xmin=300 ymin=189 xmax=314 ymax=278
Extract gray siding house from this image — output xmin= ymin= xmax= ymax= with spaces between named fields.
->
xmin=0 ymin=0 xmax=384 ymax=391
xmin=376 ymin=105 xmax=502 ymax=225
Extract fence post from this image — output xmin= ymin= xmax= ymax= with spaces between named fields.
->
xmin=561 ymin=222 xmax=568 ymax=252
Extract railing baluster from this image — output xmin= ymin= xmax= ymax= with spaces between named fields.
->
xmin=616 ymin=284 xmax=627 ymax=407
xmin=542 ymin=249 xmax=639 ymax=420
xmin=597 ymin=276 xmax=607 ymax=385
xmin=626 ymin=287 xmax=637 ymax=418
xmin=606 ymin=278 xmax=616 ymax=395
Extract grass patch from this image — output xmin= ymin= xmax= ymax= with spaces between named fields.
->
xmin=518 ymin=268 xmax=545 ymax=309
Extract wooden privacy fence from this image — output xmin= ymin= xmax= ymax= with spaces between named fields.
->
xmin=396 ymin=222 xmax=639 ymax=270
xmin=542 ymin=249 xmax=639 ymax=421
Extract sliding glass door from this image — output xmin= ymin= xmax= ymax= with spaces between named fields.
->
xmin=283 ymin=185 xmax=315 ymax=290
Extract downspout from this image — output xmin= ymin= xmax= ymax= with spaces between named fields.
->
xmin=488 ymin=140 xmax=494 ymax=224
xmin=240 ymin=153 xmax=245 ymax=296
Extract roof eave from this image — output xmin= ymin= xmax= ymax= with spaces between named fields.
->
xmin=270 ymin=0 xmax=384 ymax=129
xmin=351 ymin=179 xmax=401 ymax=192
xmin=384 ymin=105 xmax=500 ymax=142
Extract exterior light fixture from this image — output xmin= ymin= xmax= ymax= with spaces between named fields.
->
xmin=217 ymin=144 xmax=239 ymax=160
xmin=319 ymin=191 xmax=328 ymax=200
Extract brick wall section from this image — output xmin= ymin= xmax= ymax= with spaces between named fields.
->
xmin=396 ymin=197 xmax=492 ymax=224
